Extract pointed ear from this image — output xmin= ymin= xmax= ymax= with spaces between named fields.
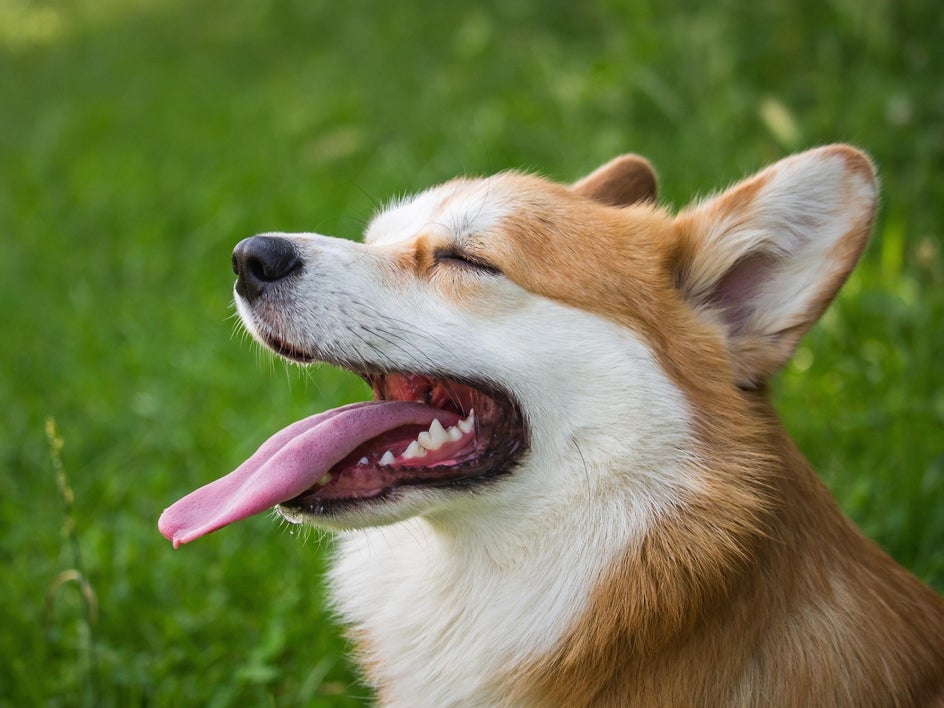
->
xmin=673 ymin=145 xmax=878 ymax=387
xmin=572 ymin=154 xmax=658 ymax=206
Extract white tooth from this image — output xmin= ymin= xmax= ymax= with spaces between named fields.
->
xmin=426 ymin=419 xmax=449 ymax=449
xmin=317 ymin=473 xmax=332 ymax=486
xmin=403 ymin=441 xmax=427 ymax=459
xmin=379 ymin=450 xmax=395 ymax=466
xmin=358 ymin=457 xmax=369 ymax=466
xmin=458 ymin=410 xmax=475 ymax=434
xmin=417 ymin=431 xmax=432 ymax=448
xmin=447 ymin=425 xmax=463 ymax=442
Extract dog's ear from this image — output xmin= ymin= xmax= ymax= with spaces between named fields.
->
xmin=572 ymin=154 xmax=658 ymax=206
xmin=673 ymin=145 xmax=878 ymax=388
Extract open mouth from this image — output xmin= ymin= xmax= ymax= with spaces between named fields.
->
xmin=158 ymin=366 xmax=526 ymax=546
xmin=281 ymin=370 xmax=526 ymax=513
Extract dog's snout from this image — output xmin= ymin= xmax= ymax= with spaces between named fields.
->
xmin=232 ymin=236 xmax=302 ymax=303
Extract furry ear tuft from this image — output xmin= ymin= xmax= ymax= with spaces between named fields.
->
xmin=572 ymin=154 xmax=658 ymax=207
xmin=673 ymin=145 xmax=878 ymax=387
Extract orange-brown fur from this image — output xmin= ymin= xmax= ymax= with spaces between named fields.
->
xmin=338 ymin=149 xmax=943 ymax=704
xmin=463 ymin=155 xmax=944 ymax=704
xmin=506 ymin=402 xmax=944 ymax=706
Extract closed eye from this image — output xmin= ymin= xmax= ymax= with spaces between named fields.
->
xmin=434 ymin=249 xmax=502 ymax=275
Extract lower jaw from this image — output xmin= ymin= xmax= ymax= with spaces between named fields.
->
xmin=275 ymin=488 xmax=429 ymax=529
xmin=275 ymin=466 xmax=517 ymax=527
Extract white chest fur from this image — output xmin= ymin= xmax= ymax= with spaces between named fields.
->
xmin=330 ymin=515 xmax=605 ymax=706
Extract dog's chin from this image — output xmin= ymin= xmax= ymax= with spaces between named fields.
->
xmin=251 ymin=329 xmax=529 ymax=528
xmin=260 ymin=330 xmax=319 ymax=364
xmin=275 ymin=484 xmax=479 ymax=531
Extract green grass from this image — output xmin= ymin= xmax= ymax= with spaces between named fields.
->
xmin=1 ymin=0 xmax=942 ymax=704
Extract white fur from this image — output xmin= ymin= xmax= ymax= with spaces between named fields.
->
xmin=744 ymin=151 xmax=876 ymax=333
xmin=686 ymin=150 xmax=877 ymax=338
xmin=365 ymin=176 xmax=512 ymax=247
xmin=231 ymin=147 xmax=887 ymax=705
xmin=237 ymin=182 xmax=698 ymax=704
xmin=329 ymin=299 xmax=696 ymax=706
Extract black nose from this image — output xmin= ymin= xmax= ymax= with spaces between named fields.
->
xmin=232 ymin=236 xmax=303 ymax=303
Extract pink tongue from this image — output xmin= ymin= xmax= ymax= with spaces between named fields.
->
xmin=158 ymin=401 xmax=447 ymax=548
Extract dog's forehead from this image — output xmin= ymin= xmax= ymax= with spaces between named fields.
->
xmin=364 ymin=176 xmax=515 ymax=246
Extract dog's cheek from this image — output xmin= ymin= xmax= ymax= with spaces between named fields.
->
xmin=425 ymin=269 xmax=521 ymax=316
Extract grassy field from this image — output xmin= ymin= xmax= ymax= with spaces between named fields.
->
xmin=1 ymin=0 xmax=942 ymax=705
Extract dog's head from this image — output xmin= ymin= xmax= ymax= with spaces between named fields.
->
xmin=159 ymin=146 xmax=876 ymax=543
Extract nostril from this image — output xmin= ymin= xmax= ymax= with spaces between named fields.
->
xmin=232 ymin=236 xmax=303 ymax=303
xmin=246 ymin=253 xmax=271 ymax=282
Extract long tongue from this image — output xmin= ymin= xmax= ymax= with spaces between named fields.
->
xmin=158 ymin=401 xmax=447 ymax=547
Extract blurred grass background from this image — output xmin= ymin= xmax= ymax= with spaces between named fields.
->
xmin=1 ymin=0 xmax=942 ymax=705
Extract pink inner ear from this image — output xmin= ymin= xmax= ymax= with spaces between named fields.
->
xmin=708 ymin=252 xmax=781 ymax=334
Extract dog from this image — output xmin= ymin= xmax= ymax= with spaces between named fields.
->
xmin=160 ymin=145 xmax=944 ymax=706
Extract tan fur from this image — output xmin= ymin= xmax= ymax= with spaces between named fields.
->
xmin=451 ymin=149 xmax=944 ymax=704
xmin=341 ymin=147 xmax=943 ymax=704
xmin=571 ymin=154 xmax=659 ymax=207
xmin=673 ymin=146 xmax=877 ymax=385
xmin=504 ymin=399 xmax=944 ymax=706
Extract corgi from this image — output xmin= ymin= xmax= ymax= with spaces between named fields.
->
xmin=160 ymin=145 xmax=944 ymax=706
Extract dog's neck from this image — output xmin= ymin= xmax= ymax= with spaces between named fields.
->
xmin=328 ymin=379 xmax=801 ymax=704
xmin=330 ymin=509 xmax=643 ymax=706
xmin=328 ymin=428 xmax=723 ymax=706
xmin=329 ymin=397 xmax=943 ymax=706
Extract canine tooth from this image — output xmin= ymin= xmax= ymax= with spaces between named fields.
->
xmin=358 ymin=457 xmax=369 ymax=466
xmin=403 ymin=440 xmax=427 ymax=459
xmin=417 ymin=418 xmax=449 ymax=451
xmin=427 ymin=419 xmax=449 ymax=449
xmin=458 ymin=410 xmax=475 ymax=434
xmin=379 ymin=450 xmax=395 ymax=466
xmin=317 ymin=473 xmax=332 ymax=486
xmin=447 ymin=425 xmax=463 ymax=442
